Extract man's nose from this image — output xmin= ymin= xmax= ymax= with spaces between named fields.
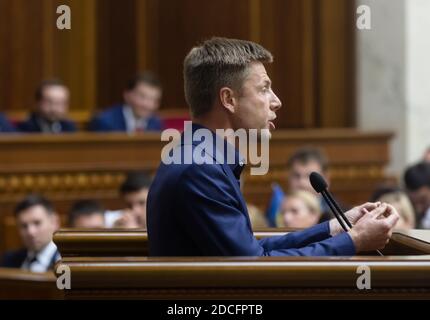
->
xmin=27 ymin=226 xmax=37 ymax=237
xmin=270 ymin=92 xmax=282 ymax=112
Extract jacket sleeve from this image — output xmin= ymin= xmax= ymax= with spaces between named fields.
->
xmin=177 ymin=164 xmax=355 ymax=257
xmin=88 ymin=116 xmax=109 ymax=131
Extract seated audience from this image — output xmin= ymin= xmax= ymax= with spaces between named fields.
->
xmin=105 ymin=171 xmax=152 ymax=228
xmin=404 ymin=162 xmax=430 ymax=228
xmin=0 ymin=113 xmax=16 ymax=132
xmin=89 ymin=72 xmax=163 ymax=132
xmin=68 ymin=200 xmax=105 ymax=228
xmin=286 ymin=146 xmax=337 ymax=222
xmin=0 ymin=195 xmax=60 ymax=272
xmin=371 ymin=186 xmax=415 ymax=229
xmin=277 ymin=190 xmax=322 ymax=229
xmin=18 ymin=79 xmax=76 ymax=133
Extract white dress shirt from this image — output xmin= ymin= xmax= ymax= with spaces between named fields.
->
xmin=122 ymin=105 xmax=148 ymax=133
xmin=21 ymin=241 xmax=60 ymax=273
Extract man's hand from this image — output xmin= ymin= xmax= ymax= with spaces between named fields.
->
xmin=329 ymin=202 xmax=381 ymax=236
xmin=348 ymin=203 xmax=399 ymax=252
xmin=113 ymin=210 xmax=140 ymax=228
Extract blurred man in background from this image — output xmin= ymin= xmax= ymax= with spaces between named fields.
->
xmin=18 ymin=79 xmax=76 ymax=133
xmin=105 ymin=171 xmax=152 ymax=229
xmin=423 ymin=147 xmax=430 ymax=163
xmin=404 ymin=162 xmax=430 ymax=228
xmin=89 ymin=72 xmax=163 ymax=132
xmin=0 ymin=195 xmax=60 ymax=272
xmin=68 ymin=200 xmax=105 ymax=228
xmin=286 ymin=146 xmax=336 ymax=222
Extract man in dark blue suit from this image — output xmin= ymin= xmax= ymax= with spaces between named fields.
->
xmin=18 ymin=79 xmax=77 ymax=133
xmin=0 ymin=113 xmax=16 ymax=132
xmin=89 ymin=72 xmax=163 ymax=132
xmin=147 ymin=37 xmax=399 ymax=257
xmin=0 ymin=195 xmax=60 ymax=271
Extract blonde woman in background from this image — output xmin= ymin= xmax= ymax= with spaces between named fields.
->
xmin=277 ymin=190 xmax=322 ymax=229
xmin=374 ymin=189 xmax=415 ymax=230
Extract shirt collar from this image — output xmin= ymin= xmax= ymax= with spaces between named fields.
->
xmin=123 ymin=105 xmax=148 ymax=132
xmin=29 ymin=241 xmax=58 ymax=267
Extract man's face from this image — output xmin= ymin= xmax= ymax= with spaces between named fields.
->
xmin=38 ymin=85 xmax=69 ymax=122
xmin=408 ymin=186 xmax=430 ymax=217
xmin=17 ymin=205 xmax=59 ymax=252
xmin=124 ymin=83 xmax=162 ymax=119
xmin=122 ymin=188 xmax=149 ymax=228
xmin=73 ymin=213 xmax=105 ymax=229
xmin=424 ymin=149 xmax=430 ymax=163
xmin=288 ymin=161 xmax=327 ymax=195
xmin=229 ymin=62 xmax=281 ymax=138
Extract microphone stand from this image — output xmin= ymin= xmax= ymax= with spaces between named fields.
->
xmin=322 ymin=190 xmax=384 ymax=257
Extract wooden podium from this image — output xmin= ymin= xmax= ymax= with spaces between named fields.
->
xmin=54 ymin=229 xmax=430 ymax=299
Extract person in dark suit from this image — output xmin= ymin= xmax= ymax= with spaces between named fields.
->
xmin=0 ymin=113 xmax=16 ymax=132
xmin=0 ymin=195 xmax=60 ymax=272
xmin=89 ymin=72 xmax=163 ymax=132
xmin=404 ymin=162 xmax=430 ymax=228
xmin=147 ymin=37 xmax=399 ymax=257
xmin=18 ymin=79 xmax=77 ymax=133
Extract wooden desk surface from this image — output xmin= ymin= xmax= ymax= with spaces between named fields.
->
xmin=0 ymin=268 xmax=63 ymax=299
xmin=54 ymin=228 xmax=430 ymax=257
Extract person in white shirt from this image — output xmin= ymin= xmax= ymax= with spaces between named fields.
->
xmin=0 ymin=195 xmax=60 ymax=272
xmin=104 ymin=171 xmax=152 ymax=229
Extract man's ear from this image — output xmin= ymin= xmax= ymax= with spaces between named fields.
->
xmin=219 ymin=87 xmax=237 ymax=114
xmin=51 ymin=213 xmax=60 ymax=230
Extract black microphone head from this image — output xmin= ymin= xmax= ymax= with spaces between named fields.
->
xmin=309 ymin=172 xmax=328 ymax=193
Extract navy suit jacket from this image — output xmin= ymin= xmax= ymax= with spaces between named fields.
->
xmin=147 ymin=123 xmax=356 ymax=256
xmin=0 ymin=248 xmax=58 ymax=270
xmin=89 ymin=105 xmax=163 ymax=132
xmin=0 ymin=113 xmax=16 ymax=132
xmin=18 ymin=112 xmax=77 ymax=133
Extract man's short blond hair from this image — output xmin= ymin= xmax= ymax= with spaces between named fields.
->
xmin=183 ymin=37 xmax=273 ymax=117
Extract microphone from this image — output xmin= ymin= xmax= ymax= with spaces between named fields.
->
xmin=309 ymin=172 xmax=352 ymax=229
xmin=309 ymin=172 xmax=350 ymax=232
xmin=309 ymin=172 xmax=383 ymax=256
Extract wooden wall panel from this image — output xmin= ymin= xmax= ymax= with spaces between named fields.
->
xmin=0 ymin=0 xmax=45 ymax=112
xmin=1 ymin=0 xmax=355 ymax=128
xmin=316 ymin=0 xmax=356 ymax=128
